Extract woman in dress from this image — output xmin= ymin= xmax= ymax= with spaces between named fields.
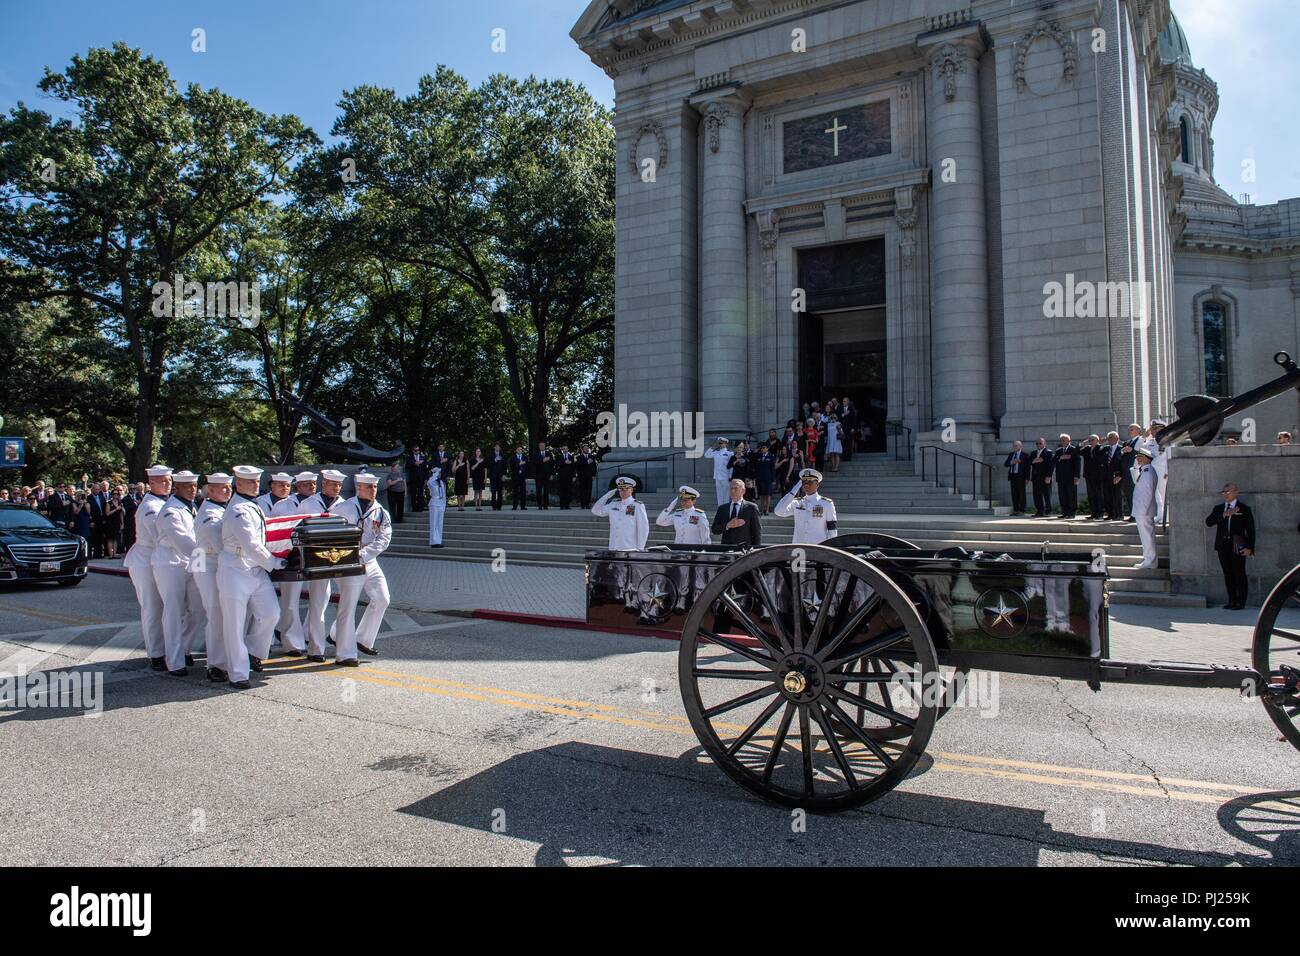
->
xmin=802 ymin=418 xmax=820 ymax=471
xmin=754 ymin=442 xmax=776 ymax=514
xmin=103 ymin=488 xmax=124 ymax=558
xmin=452 ymin=451 xmax=470 ymax=511
xmin=71 ymin=490 xmax=92 ymax=542
xmin=825 ymin=414 xmax=843 ymax=473
xmin=469 ymin=447 xmax=488 ymax=511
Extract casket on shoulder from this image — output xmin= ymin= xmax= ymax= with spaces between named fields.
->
xmin=269 ymin=515 xmax=363 ymax=582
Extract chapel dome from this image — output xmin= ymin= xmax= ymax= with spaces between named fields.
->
xmin=1158 ymin=13 xmax=1194 ymax=66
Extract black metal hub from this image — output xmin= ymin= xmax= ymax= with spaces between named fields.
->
xmin=778 ymin=652 xmax=825 ymax=703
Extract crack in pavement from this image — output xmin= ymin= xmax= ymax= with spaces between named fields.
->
xmin=1050 ymin=678 xmax=1171 ymax=798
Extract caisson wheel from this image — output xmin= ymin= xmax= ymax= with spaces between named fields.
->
xmin=826 ymin=531 xmax=924 ymax=551
xmin=678 ymin=544 xmax=940 ymax=812
xmin=1252 ymin=563 xmax=1300 ymax=751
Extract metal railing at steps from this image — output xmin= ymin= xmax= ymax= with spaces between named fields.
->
xmin=919 ymin=445 xmax=993 ymax=503
xmin=886 ymin=421 xmax=912 ymax=461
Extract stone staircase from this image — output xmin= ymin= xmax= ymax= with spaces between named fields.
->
xmin=387 ymin=505 xmax=1202 ymax=608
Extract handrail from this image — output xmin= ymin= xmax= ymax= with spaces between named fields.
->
xmin=885 ymin=420 xmax=913 ymax=461
xmin=918 ymin=445 xmax=994 ymax=504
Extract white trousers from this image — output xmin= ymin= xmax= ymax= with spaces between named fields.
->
xmin=428 ymin=501 xmax=446 ymax=545
xmin=154 ymin=562 xmax=203 ymax=672
xmin=217 ymin=564 xmax=278 ymax=684
xmin=1135 ymin=514 xmax=1158 ymax=568
xmin=335 ymin=563 xmax=390 ymax=660
xmin=276 ymin=579 xmax=306 ymax=650
xmin=194 ymin=564 xmax=226 ymax=673
xmin=304 ymin=578 xmax=333 ymax=655
xmin=128 ymin=564 xmax=165 ymax=660
xmin=714 ymin=479 xmax=729 ymax=508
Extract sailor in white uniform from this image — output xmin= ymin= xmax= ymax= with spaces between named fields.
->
xmin=773 ymin=468 xmax=839 ymax=545
xmin=152 ymin=470 xmax=204 ymax=675
xmin=703 ymin=438 xmax=734 ymax=508
xmin=271 ymin=471 xmax=319 ymax=654
xmin=427 ymin=465 xmax=447 ymax=547
xmin=655 ymin=484 xmax=711 ymax=545
xmin=1131 ymin=446 xmax=1160 ymax=569
xmin=592 ymin=476 xmax=650 ymax=551
xmin=256 ymin=472 xmax=293 ymax=517
xmin=1139 ymin=423 xmax=1170 ymax=522
xmin=194 ymin=472 xmax=232 ymax=681
xmin=301 ymin=468 xmax=347 ymax=661
xmin=218 ymin=465 xmax=286 ymax=689
xmin=123 ymin=464 xmax=172 ymax=670
xmin=331 ymin=471 xmax=392 ymax=664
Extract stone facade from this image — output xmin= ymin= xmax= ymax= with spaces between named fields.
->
xmin=573 ymin=0 xmax=1182 ymax=482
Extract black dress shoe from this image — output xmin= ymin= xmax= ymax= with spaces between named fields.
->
xmin=326 ymin=636 xmax=335 ymax=645
xmin=207 ymin=667 xmax=228 ymax=682
xmin=150 ymin=657 xmax=166 ymax=671
xmin=185 ymin=654 xmax=195 ymax=666
xmin=336 ymin=658 xmax=359 ymax=667
xmin=281 ymin=648 xmax=304 ymax=658
xmin=307 ymin=654 xmax=326 ymax=663
xmin=168 ymin=667 xmax=187 ymax=677
xmin=248 ymin=655 xmax=263 ymax=673
xmin=358 ymin=643 xmax=379 ymax=656
xmin=227 ymin=680 xmax=251 ymax=690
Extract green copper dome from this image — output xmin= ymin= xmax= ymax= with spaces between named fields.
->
xmin=1158 ymin=13 xmax=1193 ymax=66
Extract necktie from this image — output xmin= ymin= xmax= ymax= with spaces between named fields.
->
xmin=731 ymin=503 xmax=739 ymax=520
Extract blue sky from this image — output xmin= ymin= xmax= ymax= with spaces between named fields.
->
xmin=0 ymin=0 xmax=1296 ymax=204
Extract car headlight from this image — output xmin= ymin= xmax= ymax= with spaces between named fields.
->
xmin=0 ymin=548 xmax=12 ymax=569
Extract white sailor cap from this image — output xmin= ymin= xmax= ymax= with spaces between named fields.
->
xmin=145 ymin=464 xmax=173 ymax=478
xmin=320 ymin=468 xmax=346 ymax=482
xmin=233 ymin=465 xmax=263 ymax=480
xmin=615 ymin=475 xmax=637 ymax=488
xmin=353 ymin=471 xmax=379 ymax=486
xmin=678 ymin=485 xmax=700 ymax=498
xmin=799 ymin=468 xmax=823 ymax=482
xmin=171 ymin=470 xmax=199 ymax=483
xmin=293 ymin=471 xmax=318 ymax=483
xmin=716 ymin=436 xmax=730 ymax=444
xmin=1135 ymin=446 xmax=1155 ymax=459
xmin=205 ymin=472 xmax=232 ymax=486
xmin=270 ymin=472 xmax=293 ymax=484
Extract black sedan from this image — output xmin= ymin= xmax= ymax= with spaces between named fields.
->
xmin=0 ymin=504 xmax=88 ymax=586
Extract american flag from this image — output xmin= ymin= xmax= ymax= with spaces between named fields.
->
xmin=265 ymin=512 xmax=331 ymax=558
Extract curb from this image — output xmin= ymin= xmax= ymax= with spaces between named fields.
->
xmin=471 ymin=608 xmax=682 ymax=642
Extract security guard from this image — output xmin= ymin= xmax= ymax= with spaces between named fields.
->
xmin=256 ymin=472 xmax=293 ymax=517
xmin=218 ymin=465 xmax=286 ymax=689
xmin=301 ymin=468 xmax=347 ymax=661
xmin=655 ymin=484 xmax=711 ymax=545
xmin=773 ymin=468 xmax=839 ymax=545
xmin=195 ymin=472 xmax=232 ymax=681
xmin=272 ymin=471 xmax=320 ymax=654
xmin=123 ymin=464 xmax=172 ymax=670
xmin=152 ymin=470 xmax=203 ymax=675
xmin=331 ymin=471 xmax=392 ymax=664
xmin=592 ymin=476 xmax=649 ymax=550
xmin=427 ymin=464 xmax=447 ymax=547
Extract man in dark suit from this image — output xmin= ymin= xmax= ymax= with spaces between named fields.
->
xmin=1082 ymin=435 xmax=1107 ymax=519
xmin=1205 ymin=483 xmax=1256 ymax=609
xmin=556 ymin=446 xmax=575 ymax=509
xmin=1028 ymin=438 xmax=1054 ymax=518
xmin=87 ymin=480 xmax=109 ymax=557
xmin=574 ymin=444 xmax=598 ymax=509
xmin=1003 ymin=441 xmax=1030 ymax=515
xmin=510 ymin=445 xmax=529 ymax=510
xmin=1101 ymin=431 xmax=1125 ymax=520
xmin=122 ymin=484 xmax=141 ymax=550
xmin=711 ymin=478 xmax=762 ymax=547
xmin=1119 ymin=424 xmax=1142 ymax=521
xmin=406 ymin=446 xmax=426 ymax=512
xmin=1053 ymin=434 xmax=1082 ymax=518
xmin=532 ymin=441 xmax=554 ymax=509
xmin=44 ymin=482 xmax=72 ymax=528
xmin=488 ymin=443 xmax=507 ymax=511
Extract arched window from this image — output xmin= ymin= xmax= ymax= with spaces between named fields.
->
xmin=1179 ymin=116 xmax=1192 ymax=165
xmin=1201 ymin=300 xmax=1229 ymax=395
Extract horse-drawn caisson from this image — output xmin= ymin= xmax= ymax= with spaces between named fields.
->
xmin=585 ymin=353 xmax=1300 ymax=812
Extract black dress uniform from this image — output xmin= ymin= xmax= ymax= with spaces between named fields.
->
xmin=575 ymin=451 xmax=597 ymax=509
xmin=1029 ymin=445 xmax=1055 ymax=517
xmin=1053 ymin=442 xmax=1082 ymax=517
xmin=556 ymin=450 xmax=575 ymax=509
xmin=1083 ymin=444 xmax=1107 ymax=519
xmin=489 ymin=449 xmax=507 ymax=510
xmin=532 ymin=446 xmax=554 ymax=509
xmin=1004 ymin=448 xmax=1030 ymax=515
xmin=510 ymin=451 xmax=529 ymax=510
xmin=1102 ymin=442 xmax=1125 ymax=519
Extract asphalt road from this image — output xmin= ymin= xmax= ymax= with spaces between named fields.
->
xmin=1 ymin=573 xmax=1297 ymax=866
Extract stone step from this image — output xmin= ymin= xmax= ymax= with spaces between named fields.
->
xmin=1109 ymin=590 xmax=1206 ymax=607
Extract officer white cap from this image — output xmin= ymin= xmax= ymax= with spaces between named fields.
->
xmin=320 ymin=468 xmax=346 ymax=482
xmin=716 ymin=437 xmax=730 ymax=444
xmin=354 ymin=472 xmax=379 ymax=486
xmin=233 ymin=465 xmax=263 ymax=480
xmin=293 ymin=471 xmax=318 ymax=483
xmin=205 ymin=472 xmax=232 ymax=485
xmin=615 ymin=476 xmax=637 ymax=488
xmin=799 ymin=468 xmax=823 ymax=482
xmin=271 ymin=472 xmax=293 ymax=483
xmin=678 ymin=485 xmax=700 ymax=498
xmin=1135 ymin=447 xmax=1154 ymax=460
xmin=172 ymin=470 xmax=199 ymax=484
xmin=145 ymin=464 xmax=173 ymax=478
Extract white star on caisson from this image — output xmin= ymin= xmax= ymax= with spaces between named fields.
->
xmin=982 ymin=595 xmax=1018 ymax=630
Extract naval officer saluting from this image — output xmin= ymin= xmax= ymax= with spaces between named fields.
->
xmin=152 ymin=470 xmax=203 ymax=675
xmin=773 ymin=468 xmax=839 ymax=545
xmin=218 ymin=466 xmax=287 ymax=689
xmin=123 ymin=464 xmax=172 ymax=671
xmin=427 ymin=463 xmax=448 ymax=547
xmin=331 ymin=471 xmax=392 ymax=664
xmin=195 ymin=472 xmax=232 ymax=682
xmin=655 ymin=484 xmax=711 ymax=545
xmin=1131 ymin=446 xmax=1159 ymax=569
xmin=592 ymin=476 xmax=649 ymax=550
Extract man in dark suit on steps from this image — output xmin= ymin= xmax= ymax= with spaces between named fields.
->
xmin=711 ymin=478 xmax=762 ymax=547
xmin=1205 ymin=483 xmax=1256 ymax=609
xmin=1003 ymin=441 xmax=1030 ymax=515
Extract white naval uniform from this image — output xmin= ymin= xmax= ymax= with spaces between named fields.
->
xmin=255 ymin=492 xmax=288 ymax=518
xmin=773 ymin=485 xmax=839 ymax=545
xmin=270 ymin=492 xmax=319 ymax=651
xmin=300 ymin=493 xmax=344 ymax=656
xmin=332 ymin=496 xmax=393 ymax=661
xmin=592 ymin=490 xmax=649 ymax=550
xmin=1131 ymin=462 xmax=1159 ymax=568
xmin=427 ymin=469 xmax=447 ymax=545
xmin=122 ymin=493 xmax=167 ymax=661
xmin=194 ymin=499 xmax=228 ymax=672
xmin=151 ymin=494 xmax=204 ymax=672
xmin=704 ymin=447 xmax=735 ymax=507
xmin=655 ymin=504 xmax=711 ymax=545
xmin=217 ymin=495 xmax=283 ymax=683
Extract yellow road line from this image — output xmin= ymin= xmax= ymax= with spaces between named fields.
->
xmin=0 ymin=601 xmax=105 ymax=627
xmin=930 ymin=750 xmax=1263 ymax=796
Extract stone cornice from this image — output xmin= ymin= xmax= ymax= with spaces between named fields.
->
xmin=744 ymin=166 xmax=930 ymax=216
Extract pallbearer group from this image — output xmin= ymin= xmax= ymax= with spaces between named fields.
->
xmin=123 ymin=465 xmax=392 ymax=690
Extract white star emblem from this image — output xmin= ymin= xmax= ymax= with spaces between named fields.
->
xmin=982 ymin=595 xmax=1018 ymax=631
